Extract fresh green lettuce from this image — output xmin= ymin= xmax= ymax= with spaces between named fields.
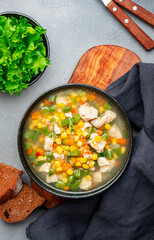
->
xmin=0 ymin=16 xmax=50 ymax=95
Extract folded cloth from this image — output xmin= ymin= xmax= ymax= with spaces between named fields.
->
xmin=26 ymin=62 xmax=154 ymax=240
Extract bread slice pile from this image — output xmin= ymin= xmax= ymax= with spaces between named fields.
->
xmin=0 ymin=163 xmax=44 ymax=223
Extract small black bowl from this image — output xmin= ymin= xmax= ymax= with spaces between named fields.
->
xmin=0 ymin=11 xmax=50 ymax=86
xmin=18 ymin=84 xmax=132 ymax=199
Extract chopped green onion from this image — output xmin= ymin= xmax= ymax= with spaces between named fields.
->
xmin=104 ymin=102 xmax=112 ymax=110
xmin=74 ymin=169 xmax=82 ymax=179
xmin=102 ymin=133 xmax=109 ymax=141
xmin=70 ymin=149 xmax=81 ymax=157
xmin=42 ymin=127 xmax=49 ymax=136
xmin=106 ymin=149 xmax=113 ymax=159
xmin=68 ymin=117 xmax=74 ymax=131
xmin=61 ymin=119 xmax=69 ymax=127
xmin=62 ymin=105 xmax=72 ymax=113
xmin=54 ymin=95 xmax=57 ymax=105
xmin=31 ymin=132 xmax=38 ymax=142
xmin=72 ymin=114 xmax=81 ymax=124
xmin=49 ymin=106 xmax=56 ymax=113
xmin=34 ymin=128 xmax=42 ymax=135
xmin=55 ymin=180 xmax=64 ymax=189
xmin=114 ymin=148 xmax=123 ymax=157
xmin=24 ymin=131 xmax=32 ymax=139
xmin=123 ymin=129 xmax=128 ymax=138
xmin=45 ymin=152 xmax=54 ymax=161
xmin=25 ymin=142 xmax=31 ymax=150
xmin=41 ymin=106 xmax=49 ymax=115
xmin=70 ymin=179 xmax=81 ymax=191
xmin=51 ymin=117 xmax=56 ymax=122
xmin=49 ymin=169 xmax=55 ymax=176
xmin=66 ymin=176 xmax=74 ymax=187
xmin=82 ymin=169 xmax=89 ymax=176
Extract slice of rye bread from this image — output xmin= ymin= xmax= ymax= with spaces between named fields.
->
xmin=0 ymin=183 xmax=45 ymax=223
xmin=0 ymin=163 xmax=24 ymax=204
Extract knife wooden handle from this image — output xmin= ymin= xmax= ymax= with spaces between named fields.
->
xmin=107 ymin=1 xmax=154 ymax=50
xmin=113 ymin=0 xmax=154 ymax=27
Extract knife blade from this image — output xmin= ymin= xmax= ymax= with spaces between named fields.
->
xmin=100 ymin=0 xmax=154 ymax=50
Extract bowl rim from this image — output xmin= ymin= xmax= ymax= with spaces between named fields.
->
xmin=17 ymin=83 xmax=132 ymax=198
xmin=0 ymin=11 xmax=50 ymax=87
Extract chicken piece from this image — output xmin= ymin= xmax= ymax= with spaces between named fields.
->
xmin=44 ymin=137 xmax=54 ymax=151
xmin=93 ymin=171 xmax=102 ymax=183
xmin=97 ymin=157 xmax=109 ymax=167
xmin=83 ymin=154 xmax=93 ymax=159
xmin=39 ymin=163 xmax=51 ymax=173
xmin=81 ymin=122 xmax=92 ymax=131
xmin=46 ymin=174 xmax=58 ymax=183
xmin=79 ymin=104 xmax=98 ymax=121
xmin=56 ymin=96 xmax=67 ymax=106
xmin=108 ymin=124 xmax=122 ymax=138
xmin=54 ymin=123 xmax=61 ymax=134
xmin=91 ymin=110 xmax=116 ymax=128
xmin=88 ymin=133 xmax=106 ymax=153
xmin=65 ymin=112 xmax=73 ymax=118
xmin=53 ymin=152 xmax=64 ymax=160
xmin=79 ymin=177 xmax=92 ymax=190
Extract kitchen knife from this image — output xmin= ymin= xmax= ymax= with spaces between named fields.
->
xmin=100 ymin=0 xmax=154 ymax=50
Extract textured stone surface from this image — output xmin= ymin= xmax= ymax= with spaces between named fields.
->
xmin=0 ymin=0 xmax=153 ymax=239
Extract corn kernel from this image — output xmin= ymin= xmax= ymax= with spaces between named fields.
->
xmin=113 ymin=153 xmax=118 ymax=159
xmin=67 ymin=96 xmax=71 ymax=101
xmin=37 ymin=123 xmax=43 ymax=129
xmin=81 ymin=96 xmax=87 ymax=101
xmin=62 ymin=172 xmax=67 ymax=177
xmin=86 ymin=175 xmax=92 ymax=180
xmin=47 ymin=116 xmax=52 ymax=120
xmin=82 ymin=164 xmax=89 ymax=169
xmin=70 ymin=146 xmax=76 ymax=151
xmin=59 ymin=112 xmax=66 ymax=120
xmin=89 ymin=160 xmax=95 ymax=168
xmin=75 ymin=161 xmax=82 ymax=167
xmin=40 ymin=103 xmax=44 ymax=108
xmin=76 ymin=97 xmax=80 ymax=103
xmin=57 ymin=103 xmax=65 ymax=108
xmin=29 ymin=124 xmax=34 ymax=130
xmin=55 ymin=161 xmax=61 ymax=168
xmin=71 ymin=93 xmax=78 ymax=98
xmin=33 ymin=120 xmax=38 ymax=126
xmin=64 ymin=151 xmax=68 ymax=156
xmin=62 ymin=177 xmax=68 ymax=183
xmin=95 ymin=135 xmax=102 ymax=143
xmin=61 ymin=132 xmax=68 ymax=139
xmin=76 ymin=129 xmax=82 ymax=136
xmin=39 ymin=136 xmax=44 ymax=143
xmin=80 ymin=158 xmax=87 ymax=163
xmin=77 ymin=140 xmax=82 ymax=148
xmin=57 ymin=109 xmax=62 ymax=113
xmin=121 ymin=146 xmax=126 ymax=154
xmin=55 ymin=138 xmax=62 ymax=145
xmin=92 ymin=154 xmax=98 ymax=160
xmin=56 ymin=167 xmax=62 ymax=172
xmin=33 ymin=144 xmax=38 ymax=150
xmin=56 ymin=146 xmax=62 ymax=154
xmin=78 ymin=120 xmax=84 ymax=128
xmin=53 ymin=113 xmax=58 ymax=117
xmin=105 ymin=124 xmax=111 ymax=130
xmin=66 ymin=129 xmax=71 ymax=135
xmin=67 ymin=169 xmax=74 ymax=175
xmin=74 ymin=136 xmax=79 ymax=141
xmin=105 ymin=145 xmax=109 ymax=150
xmin=82 ymin=131 xmax=88 ymax=138
xmin=111 ymin=138 xmax=117 ymax=144
xmin=38 ymin=156 xmax=44 ymax=161
xmin=99 ymin=106 xmax=105 ymax=114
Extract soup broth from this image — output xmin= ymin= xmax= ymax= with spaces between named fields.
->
xmin=23 ymin=88 xmax=129 ymax=192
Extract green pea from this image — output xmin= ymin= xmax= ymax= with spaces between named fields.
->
xmin=41 ymin=106 xmax=49 ymax=115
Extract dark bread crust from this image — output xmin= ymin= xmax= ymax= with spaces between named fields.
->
xmin=0 ymin=163 xmax=24 ymax=204
xmin=0 ymin=183 xmax=45 ymax=223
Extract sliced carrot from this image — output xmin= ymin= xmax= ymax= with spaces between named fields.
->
xmin=27 ymin=138 xmax=31 ymax=142
xmin=65 ymin=139 xmax=75 ymax=146
xmin=71 ymin=105 xmax=77 ymax=113
xmin=108 ymin=136 xmax=113 ymax=141
xmin=87 ymin=93 xmax=96 ymax=102
xmin=81 ymin=101 xmax=86 ymax=105
xmin=71 ymin=158 xmax=77 ymax=163
xmin=63 ymin=186 xmax=69 ymax=191
xmin=53 ymin=143 xmax=58 ymax=149
xmin=67 ymin=101 xmax=72 ymax=106
xmin=114 ymin=161 xmax=119 ymax=167
xmin=62 ymin=162 xmax=71 ymax=171
xmin=116 ymin=138 xmax=127 ymax=145
xmin=39 ymin=149 xmax=46 ymax=155
xmin=101 ymin=99 xmax=106 ymax=105
xmin=44 ymin=99 xmax=49 ymax=106
xmin=97 ymin=130 xmax=103 ymax=136
xmin=81 ymin=138 xmax=87 ymax=146
xmin=31 ymin=112 xmax=39 ymax=120
xmin=28 ymin=149 xmax=33 ymax=155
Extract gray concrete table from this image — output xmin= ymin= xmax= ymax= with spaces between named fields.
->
xmin=0 ymin=0 xmax=153 ymax=239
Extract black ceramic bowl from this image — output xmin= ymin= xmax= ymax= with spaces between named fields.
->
xmin=18 ymin=84 xmax=132 ymax=198
xmin=0 ymin=11 xmax=50 ymax=86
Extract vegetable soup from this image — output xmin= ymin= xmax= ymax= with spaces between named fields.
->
xmin=23 ymin=88 xmax=130 ymax=192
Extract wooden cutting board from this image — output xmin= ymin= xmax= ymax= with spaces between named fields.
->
xmin=31 ymin=45 xmax=141 ymax=208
